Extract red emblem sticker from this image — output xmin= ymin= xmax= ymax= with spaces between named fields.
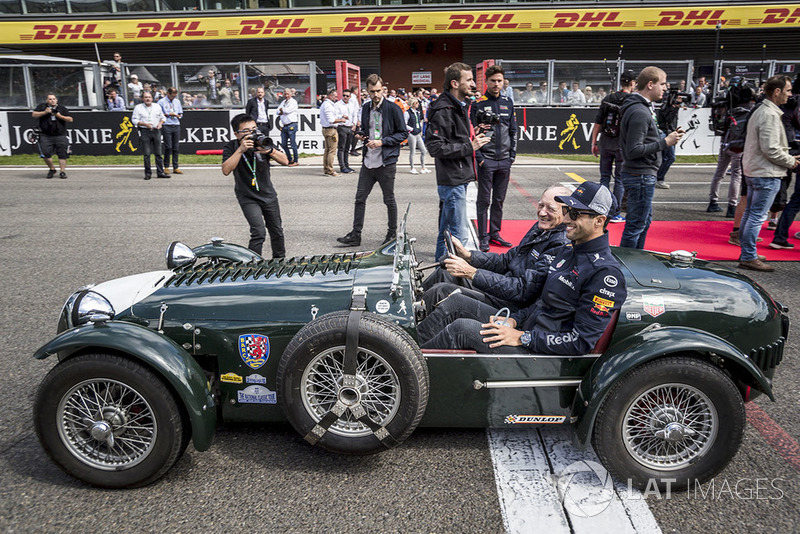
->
xmin=642 ymin=295 xmax=666 ymax=318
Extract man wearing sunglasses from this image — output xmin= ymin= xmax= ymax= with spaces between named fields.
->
xmin=418 ymin=182 xmax=626 ymax=356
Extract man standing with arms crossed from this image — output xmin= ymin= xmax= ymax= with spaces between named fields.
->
xmin=471 ymin=64 xmax=517 ymax=251
xmin=159 ymin=87 xmax=183 ymax=175
xmin=131 ymin=91 xmax=169 ymax=180
xmin=319 ymin=88 xmax=345 ymax=177
xmin=618 ymin=67 xmax=683 ymax=249
xmin=337 ymin=74 xmax=407 ymax=247
xmin=426 ymin=62 xmax=490 ymax=261
xmin=276 ymin=88 xmax=300 ymax=167
xmin=335 ymin=88 xmax=357 ymax=174
xmin=738 ymin=75 xmax=799 ymax=272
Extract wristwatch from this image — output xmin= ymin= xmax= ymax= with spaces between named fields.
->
xmin=519 ymin=331 xmax=532 ymax=347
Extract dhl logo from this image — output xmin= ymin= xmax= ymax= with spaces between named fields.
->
xmin=342 ymin=15 xmax=413 ymax=32
xmin=553 ymin=12 xmax=624 ymax=28
xmin=446 ymin=14 xmax=518 ymax=30
xmin=761 ymin=7 xmax=800 ymax=24
xmin=135 ymin=21 xmax=205 ymax=38
xmin=239 ymin=18 xmax=308 ymax=35
xmin=30 ymin=24 xmax=102 ymax=40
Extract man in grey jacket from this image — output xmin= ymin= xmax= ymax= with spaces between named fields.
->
xmin=619 ymin=67 xmax=683 ymax=249
xmin=738 ymin=75 xmax=799 ymax=272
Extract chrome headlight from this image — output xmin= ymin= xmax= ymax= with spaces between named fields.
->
xmin=166 ymin=241 xmax=197 ymax=270
xmin=63 ymin=289 xmax=115 ymax=329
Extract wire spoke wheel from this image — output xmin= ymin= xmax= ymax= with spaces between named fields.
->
xmin=57 ymin=378 xmax=157 ymax=470
xmin=301 ymin=346 xmax=400 ymax=437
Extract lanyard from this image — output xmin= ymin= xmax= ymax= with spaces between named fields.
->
xmin=242 ymin=152 xmax=259 ymax=192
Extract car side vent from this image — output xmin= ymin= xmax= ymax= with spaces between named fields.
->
xmin=749 ymin=337 xmax=785 ymax=371
xmin=165 ymin=253 xmax=362 ymax=287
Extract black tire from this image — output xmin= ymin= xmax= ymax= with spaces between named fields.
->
xmin=34 ymin=353 xmax=187 ymax=488
xmin=277 ymin=311 xmax=429 ymax=455
xmin=593 ymin=356 xmax=745 ymax=491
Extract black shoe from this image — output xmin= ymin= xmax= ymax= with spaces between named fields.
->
xmin=769 ymin=240 xmax=795 ymax=250
xmin=725 ymin=204 xmax=736 ymax=218
xmin=341 ymin=168 xmax=354 ymax=174
xmin=46 ymin=169 xmax=56 ymax=179
xmin=489 ymin=234 xmax=513 ymax=248
xmin=349 ymin=151 xmax=359 ymax=157
xmin=706 ymin=201 xmax=722 ymax=213
xmin=383 ymin=229 xmax=397 ymax=244
xmin=156 ymin=173 xmax=171 ymax=178
xmin=59 ymin=171 xmax=67 ymax=179
xmin=336 ymin=232 xmax=361 ymax=247
xmin=479 ymin=236 xmax=490 ymax=252
xmin=144 ymin=175 xmax=152 ymax=180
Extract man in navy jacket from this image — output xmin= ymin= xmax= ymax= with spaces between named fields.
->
xmin=337 ymin=74 xmax=408 ymax=247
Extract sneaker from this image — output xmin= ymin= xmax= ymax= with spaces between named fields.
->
xmin=336 ymin=232 xmax=361 ymax=247
xmin=341 ymin=168 xmax=355 ymax=174
xmin=325 ymin=171 xmax=340 ymax=177
xmin=383 ymin=229 xmax=396 ymax=244
xmin=725 ymin=204 xmax=736 ymax=218
xmin=706 ymin=201 xmax=722 ymax=213
xmin=172 ymin=168 xmax=184 ymax=174
xmin=59 ymin=171 xmax=67 ymax=179
xmin=144 ymin=175 xmax=152 ymax=180
xmin=655 ymin=181 xmax=670 ymax=189
xmin=728 ymin=231 xmax=740 ymax=246
xmin=479 ymin=236 xmax=490 ymax=252
xmin=46 ymin=169 xmax=56 ymax=179
xmin=489 ymin=234 xmax=513 ymax=248
xmin=769 ymin=240 xmax=795 ymax=249
xmin=737 ymin=259 xmax=774 ymax=272
xmin=766 ymin=220 xmax=777 ymax=230
xmin=410 ymin=168 xmax=419 ymax=175
xmin=610 ymin=215 xmax=625 ymax=223
xmin=421 ymin=168 xmax=432 ymax=174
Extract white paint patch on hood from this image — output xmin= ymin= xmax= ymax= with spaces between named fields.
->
xmin=92 ymin=271 xmax=174 ymax=314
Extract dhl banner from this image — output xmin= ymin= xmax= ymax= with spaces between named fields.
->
xmin=3 ymin=4 xmax=800 ymax=45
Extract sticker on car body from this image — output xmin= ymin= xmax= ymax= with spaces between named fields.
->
xmin=375 ymin=300 xmax=391 ymax=313
xmin=504 ymin=415 xmax=566 ymax=424
xmin=220 ymin=373 xmax=243 ymax=384
xmin=239 ymin=334 xmax=270 ymax=370
xmin=642 ymin=295 xmax=666 ymax=317
xmin=246 ymin=374 xmax=267 ymax=384
xmin=237 ymin=385 xmax=277 ymax=404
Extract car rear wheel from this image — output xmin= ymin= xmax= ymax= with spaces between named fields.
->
xmin=277 ymin=311 xmax=428 ymax=455
xmin=593 ymin=356 xmax=745 ymax=491
xmin=34 ymin=353 xmax=187 ymax=488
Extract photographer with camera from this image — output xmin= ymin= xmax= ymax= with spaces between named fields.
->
xmin=32 ymin=93 xmax=73 ymax=179
xmin=470 ymin=65 xmax=517 ymax=251
xmin=655 ymin=88 xmax=690 ymax=190
xmin=222 ymin=113 xmax=289 ymax=259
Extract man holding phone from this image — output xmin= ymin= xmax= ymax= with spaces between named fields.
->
xmin=470 ymin=65 xmax=518 ymax=251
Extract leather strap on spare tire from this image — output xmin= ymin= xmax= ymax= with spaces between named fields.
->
xmin=304 ymin=288 xmax=397 ymax=448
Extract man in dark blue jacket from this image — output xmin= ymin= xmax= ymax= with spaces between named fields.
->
xmin=418 ymin=182 xmax=626 ymax=356
xmin=471 ymin=64 xmax=518 ymax=251
xmin=337 ymin=74 xmax=408 ymax=247
xmin=420 ymin=185 xmax=570 ymax=315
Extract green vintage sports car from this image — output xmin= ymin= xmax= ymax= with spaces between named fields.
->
xmin=33 ymin=211 xmax=789 ymax=490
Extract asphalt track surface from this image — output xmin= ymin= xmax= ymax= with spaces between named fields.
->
xmin=1 ymin=156 xmax=799 ymax=533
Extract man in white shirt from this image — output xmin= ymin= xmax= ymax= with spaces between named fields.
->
xmin=276 ymin=88 xmax=300 ymax=166
xmin=131 ymin=91 xmax=169 ymax=180
xmin=158 ymin=86 xmax=184 ymax=175
xmin=335 ymin=88 xmax=358 ymax=174
xmin=128 ymin=74 xmax=143 ymax=105
xmin=319 ymin=88 xmax=345 ymax=176
xmin=567 ymin=82 xmax=587 ymax=106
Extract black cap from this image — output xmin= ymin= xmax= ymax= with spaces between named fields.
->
xmin=620 ymin=70 xmax=636 ymax=85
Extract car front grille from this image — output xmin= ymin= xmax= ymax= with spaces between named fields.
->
xmin=165 ymin=253 xmax=362 ymax=287
xmin=749 ymin=337 xmax=785 ymax=371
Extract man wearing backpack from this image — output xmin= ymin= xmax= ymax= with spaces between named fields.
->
xmin=707 ymin=87 xmax=756 ymax=217
xmin=590 ymin=70 xmax=636 ymax=222
xmin=738 ymin=75 xmax=799 ymax=272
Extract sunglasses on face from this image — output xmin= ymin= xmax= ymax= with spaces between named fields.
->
xmin=562 ymin=206 xmax=599 ymax=220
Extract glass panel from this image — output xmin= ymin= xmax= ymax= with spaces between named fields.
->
xmin=30 ymin=65 xmax=93 ymax=108
xmin=292 ymin=0 xmax=333 ymax=6
xmin=24 ymin=0 xmax=67 ymax=13
xmin=774 ymin=62 xmax=800 ymax=79
xmin=204 ymin=0 xmax=244 ymax=8
xmin=244 ymin=63 xmax=312 ymax=106
xmin=716 ymin=61 xmax=772 ymax=97
xmin=623 ymin=61 xmax=692 ymax=93
xmin=0 ymin=66 xmax=28 ymax=108
xmin=497 ymin=61 xmax=549 ymax=106
xmin=159 ymin=0 xmax=200 ymax=9
xmin=124 ymin=64 xmax=174 ymax=106
xmin=0 ymin=0 xmax=22 ymax=14
xmin=115 ymin=0 xmax=156 ymax=11
xmin=176 ymin=63 xmax=241 ymax=108
xmin=552 ymin=61 xmax=616 ymax=107
xmin=68 ymin=0 xmax=112 ymax=12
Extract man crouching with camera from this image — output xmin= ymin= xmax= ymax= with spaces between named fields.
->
xmin=222 ymin=113 xmax=289 ymax=259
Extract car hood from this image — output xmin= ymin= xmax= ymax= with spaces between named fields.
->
xmin=92 ymin=270 xmax=174 ymax=317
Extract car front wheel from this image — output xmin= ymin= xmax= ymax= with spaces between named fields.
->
xmin=593 ymin=356 xmax=745 ymax=491
xmin=34 ymin=353 xmax=187 ymax=488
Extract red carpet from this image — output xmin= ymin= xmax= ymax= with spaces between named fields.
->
xmin=479 ymin=220 xmax=800 ymax=261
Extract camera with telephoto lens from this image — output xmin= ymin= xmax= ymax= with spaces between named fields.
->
xmin=663 ymin=89 xmax=691 ymax=108
xmin=246 ymin=132 xmax=274 ymax=152
xmin=475 ymin=108 xmax=501 ymax=126
xmin=709 ymin=76 xmax=757 ymax=136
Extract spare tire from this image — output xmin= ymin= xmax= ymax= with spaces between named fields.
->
xmin=277 ymin=311 xmax=428 ymax=455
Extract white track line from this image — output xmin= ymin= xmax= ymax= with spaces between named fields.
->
xmin=488 ymin=426 xmax=662 ymax=534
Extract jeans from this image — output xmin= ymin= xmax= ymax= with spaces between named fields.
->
xmin=408 ymin=133 xmax=428 ymax=169
xmin=619 ymin=172 xmax=656 ymax=249
xmin=709 ymin=148 xmax=743 ymax=205
xmin=656 ymin=131 xmax=675 ymax=182
xmin=162 ymin=124 xmax=180 ymax=169
xmin=239 ymin=197 xmax=285 ymax=258
xmin=476 ymin=158 xmax=511 ymax=238
xmin=280 ymin=122 xmax=298 ymax=164
xmin=739 ymin=176 xmax=781 ymax=261
xmin=337 ymin=125 xmax=353 ymax=170
xmin=138 ymin=128 xmax=165 ymax=177
xmin=599 ymin=146 xmax=624 ymax=215
xmin=436 ymin=183 xmax=469 ymax=262
xmin=772 ymin=172 xmax=800 ymax=244
xmin=351 ymin=164 xmax=397 ymax=235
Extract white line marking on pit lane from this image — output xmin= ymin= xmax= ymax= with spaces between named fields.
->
xmin=488 ymin=426 xmax=662 ymax=534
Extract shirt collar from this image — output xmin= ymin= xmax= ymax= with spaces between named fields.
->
xmin=371 ymin=97 xmax=384 ymax=110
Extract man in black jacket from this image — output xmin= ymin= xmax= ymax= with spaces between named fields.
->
xmin=337 ymin=74 xmax=408 ymax=247
xmin=471 ymin=64 xmax=518 ymax=251
xmin=619 ymin=67 xmax=683 ymax=249
xmin=245 ymin=87 xmax=270 ymax=135
xmin=418 ymin=182 xmax=626 ymax=356
xmin=426 ymin=62 xmax=491 ymax=261
xmin=420 ymin=185 xmax=570 ymax=315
